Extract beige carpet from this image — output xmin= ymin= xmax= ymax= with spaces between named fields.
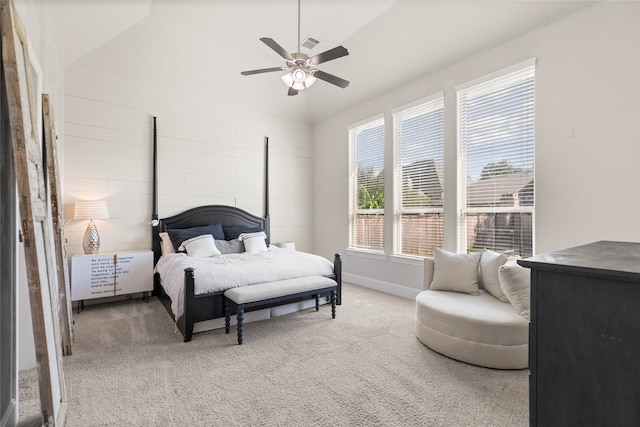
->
xmin=19 ymin=283 xmax=528 ymax=426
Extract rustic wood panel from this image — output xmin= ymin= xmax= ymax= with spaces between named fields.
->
xmin=0 ymin=1 xmax=68 ymax=424
xmin=43 ymin=93 xmax=73 ymax=356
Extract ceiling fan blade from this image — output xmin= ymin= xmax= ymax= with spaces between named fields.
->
xmin=288 ymin=87 xmax=299 ymax=96
xmin=260 ymin=37 xmax=294 ymax=61
xmin=309 ymin=46 xmax=349 ymax=65
xmin=313 ymin=70 xmax=350 ymax=89
xmin=241 ymin=67 xmax=285 ymax=76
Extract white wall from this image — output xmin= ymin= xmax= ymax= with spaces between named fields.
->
xmin=313 ymin=1 xmax=640 ymax=298
xmin=12 ymin=2 xmax=66 ymax=371
xmin=63 ymin=17 xmax=316 ymax=258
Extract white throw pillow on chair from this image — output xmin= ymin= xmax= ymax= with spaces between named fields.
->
xmin=429 ymin=248 xmax=481 ymax=295
xmin=499 ymin=261 xmax=531 ymax=320
xmin=480 ymin=250 xmax=509 ymax=302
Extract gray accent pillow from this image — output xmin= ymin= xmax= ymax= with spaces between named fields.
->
xmin=214 ymin=238 xmax=245 ymax=254
xmin=430 ymin=248 xmax=481 ymax=295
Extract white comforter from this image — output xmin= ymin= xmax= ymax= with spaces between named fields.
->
xmin=155 ymin=246 xmax=334 ymax=319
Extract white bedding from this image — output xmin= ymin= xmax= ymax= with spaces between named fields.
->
xmin=154 ymin=245 xmax=334 ymax=319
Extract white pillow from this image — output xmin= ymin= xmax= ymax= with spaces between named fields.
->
xmin=238 ymin=231 xmax=268 ymax=254
xmin=498 ymin=261 xmax=531 ymax=320
xmin=429 ymin=248 xmax=481 ymax=295
xmin=159 ymin=232 xmax=175 ymax=256
xmin=479 ymin=250 xmax=509 ymax=302
xmin=180 ymin=234 xmax=221 ymax=258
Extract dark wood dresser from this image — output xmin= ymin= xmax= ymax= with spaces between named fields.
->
xmin=519 ymin=241 xmax=640 ymax=426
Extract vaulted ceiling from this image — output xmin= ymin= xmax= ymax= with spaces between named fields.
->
xmin=45 ymin=0 xmax=594 ymax=124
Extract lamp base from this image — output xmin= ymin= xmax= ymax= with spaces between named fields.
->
xmin=82 ymin=220 xmax=101 ymax=254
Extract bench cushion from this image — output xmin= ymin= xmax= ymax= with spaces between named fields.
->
xmin=225 ymin=276 xmax=336 ymax=304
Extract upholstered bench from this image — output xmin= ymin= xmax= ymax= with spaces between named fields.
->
xmin=224 ymin=276 xmax=337 ymax=345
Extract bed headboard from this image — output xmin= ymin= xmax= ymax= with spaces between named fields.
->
xmin=151 ymin=205 xmax=270 ymax=265
xmin=150 ymin=117 xmax=271 ymax=266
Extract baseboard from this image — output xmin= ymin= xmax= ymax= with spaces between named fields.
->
xmin=343 ymin=273 xmax=420 ymax=300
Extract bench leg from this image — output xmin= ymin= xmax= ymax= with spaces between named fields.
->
xmin=237 ymin=307 xmax=244 ymax=345
xmin=224 ymin=298 xmax=230 ymax=334
xmin=315 ymin=293 xmax=320 ymax=311
xmin=331 ymin=289 xmax=336 ymax=319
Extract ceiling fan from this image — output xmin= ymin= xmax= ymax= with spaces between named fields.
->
xmin=240 ymin=0 xmax=350 ymax=96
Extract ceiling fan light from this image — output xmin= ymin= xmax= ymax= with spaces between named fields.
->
xmin=282 ymin=72 xmax=295 ymax=87
xmin=304 ymin=74 xmax=316 ymax=88
xmin=282 ymin=69 xmax=316 ymax=91
xmin=293 ymin=69 xmax=306 ymax=82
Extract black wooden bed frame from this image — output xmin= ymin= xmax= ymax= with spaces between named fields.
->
xmin=150 ymin=119 xmax=342 ymax=342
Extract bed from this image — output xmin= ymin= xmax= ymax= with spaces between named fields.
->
xmin=150 ymin=124 xmax=341 ymax=342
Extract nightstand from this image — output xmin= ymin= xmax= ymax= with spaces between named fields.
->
xmin=275 ymin=241 xmax=296 ymax=250
xmin=71 ymin=250 xmax=153 ymax=312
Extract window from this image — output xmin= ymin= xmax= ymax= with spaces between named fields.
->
xmin=457 ymin=59 xmax=535 ymax=256
xmin=393 ymin=94 xmax=444 ymax=257
xmin=349 ymin=116 xmax=385 ymax=252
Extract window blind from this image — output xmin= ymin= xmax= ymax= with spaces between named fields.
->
xmin=349 ymin=116 xmax=385 ymax=251
xmin=457 ymin=60 xmax=535 ymax=256
xmin=392 ymin=94 xmax=444 ymax=257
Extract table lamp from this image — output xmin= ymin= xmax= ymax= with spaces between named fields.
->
xmin=74 ymin=200 xmax=109 ymax=254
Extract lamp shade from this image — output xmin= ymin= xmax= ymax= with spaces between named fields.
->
xmin=74 ymin=200 xmax=109 ymax=220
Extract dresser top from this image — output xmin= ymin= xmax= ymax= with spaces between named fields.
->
xmin=518 ymin=240 xmax=640 ymax=281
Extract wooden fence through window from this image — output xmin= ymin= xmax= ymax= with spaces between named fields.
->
xmin=354 ymin=212 xmax=532 ymax=257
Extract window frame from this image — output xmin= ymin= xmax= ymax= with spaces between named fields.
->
xmin=392 ymin=92 xmax=445 ymax=258
xmin=456 ymin=59 xmax=536 ymax=256
xmin=348 ymin=114 xmax=385 ymax=253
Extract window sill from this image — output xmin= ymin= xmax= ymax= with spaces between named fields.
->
xmin=388 ymin=254 xmax=424 ymax=266
xmin=345 ymin=249 xmax=386 ymax=261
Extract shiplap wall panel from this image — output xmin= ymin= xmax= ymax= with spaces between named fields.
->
xmin=64 ymin=67 xmax=315 ymax=256
xmin=66 ymin=122 xmax=144 ymax=146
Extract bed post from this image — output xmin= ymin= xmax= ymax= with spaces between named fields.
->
xmin=334 ymin=253 xmax=342 ymax=305
xmin=264 ymin=136 xmax=271 ymax=245
xmin=183 ymin=268 xmax=195 ymax=342
xmin=152 ymin=116 xmax=158 ymax=225
xmin=151 ymin=116 xmax=162 ymax=295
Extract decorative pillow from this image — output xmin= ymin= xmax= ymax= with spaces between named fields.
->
xmin=180 ymin=234 xmax=221 ymax=258
xmin=223 ymin=226 xmax=263 ymax=241
xmin=499 ymin=261 xmax=531 ymax=320
xmin=159 ymin=232 xmax=175 ymax=256
xmin=214 ymin=238 xmax=245 ymax=254
xmin=479 ymin=250 xmax=509 ymax=302
xmin=238 ymin=231 xmax=268 ymax=254
xmin=167 ymin=224 xmax=224 ymax=251
xmin=429 ymin=248 xmax=481 ymax=295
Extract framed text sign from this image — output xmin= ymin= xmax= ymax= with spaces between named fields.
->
xmin=71 ymin=251 xmax=153 ymax=301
